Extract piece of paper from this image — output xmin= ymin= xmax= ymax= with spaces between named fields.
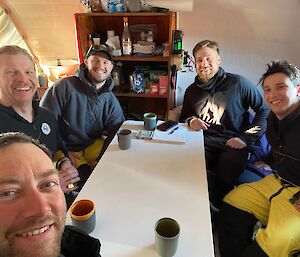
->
xmin=152 ymin=126 xmax=187 ymax=144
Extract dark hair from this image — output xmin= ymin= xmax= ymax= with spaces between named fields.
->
xmin=0 ymin=132 xmax=52 ymax=159
xmin=193 ymin=40 xmax=219 ymax=57
xmin=260 ymin=60 xmax=300 ymax=86
xmin=0 ymin=45 xmax=35 ymax=69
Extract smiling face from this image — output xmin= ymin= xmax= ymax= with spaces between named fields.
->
xmin=0 ymin=53 xmax=38 ymax=107
xmin=263 ymin=72 xmax=300 ymax=120
xmin=194 ymin=47 xmax=221 ymax=84
xmin=84 ymin=53 xmax=113 ymax=86
xmin=0 ymin=143 xmax=66 ymax=257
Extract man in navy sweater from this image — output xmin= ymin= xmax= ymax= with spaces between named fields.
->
xmin=180 ymin=40 xmax=269 ymax=207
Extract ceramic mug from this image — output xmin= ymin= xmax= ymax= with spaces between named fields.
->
xmin=118 ymin=129 xmax=132 ymax=150
xmin=143 ymin=112 xmax=157 ymax=130
xmin=70 ymin=199 xmax=96 ymax=234
xmin=155 ymin=217 xmax=180 ymax=257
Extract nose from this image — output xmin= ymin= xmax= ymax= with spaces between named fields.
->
xmin=97 ymin=61 xmax=107 ymax=69
xmin=21 ymin=188 xmax=51 ymax=218
xmin=15 ymin=71 xmax=31 ymax=83
xmin=202 ymin=59 xmax=209 ymax=67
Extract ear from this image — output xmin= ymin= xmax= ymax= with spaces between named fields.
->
xmin=217 ymin=55 xmax=221 ymax=65
xmin=297 ymin=85 xmax=300 ymax=97
xmin=84 ymin=59 xmax=88 ymax=67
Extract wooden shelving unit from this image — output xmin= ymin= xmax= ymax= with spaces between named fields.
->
xmin=74 ymin=12 xmax=177 ymax=119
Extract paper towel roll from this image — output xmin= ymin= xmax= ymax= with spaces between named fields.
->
xmin=146 ymin=0 xmax=194 ymax=12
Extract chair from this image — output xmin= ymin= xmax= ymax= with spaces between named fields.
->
xmin=238 ymin=132 xmax=272 ymax=184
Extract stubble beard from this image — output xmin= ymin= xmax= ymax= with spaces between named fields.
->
xmin=0 ymin=216 xmax=65 ymax=257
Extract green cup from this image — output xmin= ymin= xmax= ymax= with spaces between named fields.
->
xmin=155 ymin=217 xmax=180 ymax=257
xmin=143 ymin=112 xmax=157 ymax=130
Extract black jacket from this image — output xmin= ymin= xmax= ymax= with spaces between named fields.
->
xmin=267 ymin=105 xmax=300 ymax=186
xmin=0 ymin=101 xmax=66 ymax=156
xmin=60 ymin=226 xmax=101 ymax=257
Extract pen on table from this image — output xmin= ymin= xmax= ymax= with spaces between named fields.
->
xmin=168 ymin=126 xmax=179 ymax=135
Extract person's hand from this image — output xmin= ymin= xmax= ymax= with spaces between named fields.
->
xmin=294 ymin=199 xmax=300 ymax=213
xmin=189 ymin=118 xmax=210 ymax=131
xmin=254 ymin=161 xmax=272 ymax=171
xmin=226 ymin=137 xmax=247 ymax=149
xmin=68 ymin=151 xmax=81 ymax=168
xmin=59 ymin=160 xmax=81 ymax=193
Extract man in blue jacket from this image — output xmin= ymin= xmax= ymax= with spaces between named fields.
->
xmin=180 ymin=40 xmax=269 ymax=207
xmin=40 ymin=45 xmax=125 ymax=184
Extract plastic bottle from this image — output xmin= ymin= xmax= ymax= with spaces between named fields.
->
xmin=88 ymin=33 xmax=94 ymax=47
xmin=122 ymin=17 xmax=132 ymax=55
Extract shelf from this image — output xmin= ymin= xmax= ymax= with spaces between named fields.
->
xmin=114 ymin=92 xmax=168 ymax=98
xmin=75 ymin=12 xmax=176 ymax=119
xmin=112 ymin=55 xmax=169 ymax=62
xmin=76 ymin=12 xmax=174 ymax=17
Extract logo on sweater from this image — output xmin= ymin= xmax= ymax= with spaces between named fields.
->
xmin=41 ymin=123 xmax=51 ymax=135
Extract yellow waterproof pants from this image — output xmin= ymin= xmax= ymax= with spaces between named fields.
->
xmin=224 ymin=174 xmax=300 ymax=257
xmin=70 ymin=138 xmax=104 ymax=168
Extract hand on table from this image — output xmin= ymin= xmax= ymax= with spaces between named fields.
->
xmin=226 ymin=137 xmax=247 ymax=149
xmin=59 ymin=160 xmax=80 ymax=193
xmin=190 ymin=118 xmax=210 ymax=131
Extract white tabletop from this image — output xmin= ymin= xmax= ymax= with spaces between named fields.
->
xmin=67 ymin=121 xmax=214 ymax=257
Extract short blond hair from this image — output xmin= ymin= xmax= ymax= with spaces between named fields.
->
xmin=0 ymin=45 xmax=35 ymax=69
xmin=193 ymin=40 xmax=219 ymax=57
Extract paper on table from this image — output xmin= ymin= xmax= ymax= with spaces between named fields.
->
xmin=152 ymin=126 xmax=187 ymax=144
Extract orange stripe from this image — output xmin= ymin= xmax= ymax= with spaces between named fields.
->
xmin=70 ymin=199 xmax=95 ymax=221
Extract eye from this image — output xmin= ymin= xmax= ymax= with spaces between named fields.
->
xmin=41 ymin=180 xmax=59 ymax=190
xmin=26 ymin=70 xmax=35 ymax=76
xmin=7 ymin=70 xmax=17 ymax=75
xmin=0 ymin=189 xmax=18 ymax=202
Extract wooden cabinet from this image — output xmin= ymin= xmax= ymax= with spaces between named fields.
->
xmin=74 ymin=12 xmax=177 ymax=120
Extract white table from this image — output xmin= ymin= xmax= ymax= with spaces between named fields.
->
xmin=67 ymin=121 xmax=214 ymax=257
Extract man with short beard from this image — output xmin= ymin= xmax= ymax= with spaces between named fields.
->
xmin=180 ymin=40 xmax=269 ymax=208
xmin=0 ymin=132 xmax=101 ymax=257
xmin=40 ymin=45 xmax=124 ymax=186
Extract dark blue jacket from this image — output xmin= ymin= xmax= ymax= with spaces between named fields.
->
xmin=40 ymin=63 xmax=125 ymax=155
xmin=180 ymin=68 xmax=269 ymax=148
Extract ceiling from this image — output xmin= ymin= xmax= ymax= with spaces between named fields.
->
xmin=0 ymin=0 xmax=83 ymax=65
xmin=0 ymin=0 xmax=194 ymax=66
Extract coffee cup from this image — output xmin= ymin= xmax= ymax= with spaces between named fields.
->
xmin=118 ymin=129 xmax=132 ymax=150
xmin=143 ymin=112 xmax=157 ymax=130
xmin=155 ymin=217 xmax=180 ymax=257
xmin=70 ymin=199 xmax=96 ymax=234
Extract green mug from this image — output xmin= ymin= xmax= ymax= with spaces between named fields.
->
xmin=155 ymin=217 xmax=180 ymax=257
xmin=143 ymin=112 xmax=157 ymax=130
